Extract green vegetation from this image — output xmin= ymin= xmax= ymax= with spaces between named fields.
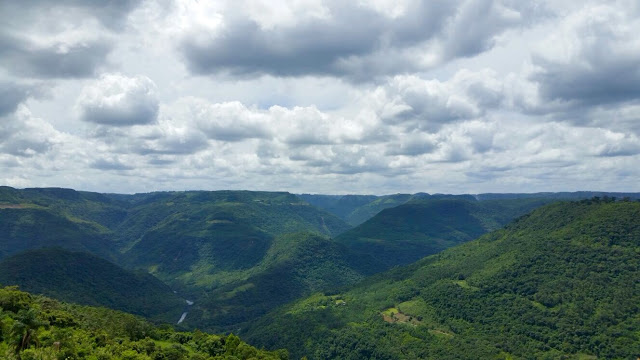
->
xmin=114 ymin=192 xmax=362 ymax=330
xmin=0 ymin=286 xmax=288 ymax=359
xmin=0 ymin=208 xmax=117 ymax=262
xmin=335 ymin=197 xmax=553 ymax=271
xmin=0 ymin=248 xmax=184 ymax=323
xmin=0 ymin=186 xmax=129 ymax=234
xmin=245 ymin=199 xmax=640 ymax=359
xmin=0 ymin=187 xmax=359 ymax=331
xmin=299 ymin=194 xmax=411 ymax=226
xmin=192 ymin=232 xmax=378 ymax=331
xmin=5 ymin=185 xmax=640 ymax=354
xmin=301 ymin=191 xmax=640 ymax=227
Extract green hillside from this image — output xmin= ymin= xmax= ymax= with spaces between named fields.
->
xmin=0 ymin=248 xmax=184 ymax=323
xmin=0 ymin=286 xmax=288 ymax=360
xmin=0 ymin=208 xmax=117 ymax=262
xmin=300 ymin=192 xmax=640 ymax=227
xmin=121 ymin=191 xmax=351 ymax=284
xmin=0 ymin=187 xmax=361 ymax=332
xmin=299 ymin=194 xmax=411 ymax=226
xmin=245 ymin=199 xmax=640 ymax=359
xmin=190 ymin=232 xmax=379 ymax=331
xmin=335 ymin=197 xmax=552 ymax=270
xmin=119 ymin=190 xmax=350 ymax=251
xmin=0 ymin=186 xmax=129 ymax=232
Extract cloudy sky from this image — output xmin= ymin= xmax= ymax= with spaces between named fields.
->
xmin=1 ymin=0 xmax=639 ymax=195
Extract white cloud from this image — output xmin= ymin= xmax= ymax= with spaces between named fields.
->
xmin=0 ymin=0 xmax=639 ymax=194
xmin=76 ymin=74 xmax=159 ymax=126
xmin=0 ymin=105 xmax=59 ymax=157
xmin=529 ymin=2 xmax=640 ymax=107
xmin=372 ymin=69 xmax=503 ymax=131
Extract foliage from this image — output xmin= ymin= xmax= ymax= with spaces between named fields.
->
xmin=245 ymin=200 xmax=640 ymax=359
xmin=0 ymin=208 xmax=117 ymax=262
xmin=186 ymin=232 xmax=377 ymax=332
xmin=299 ymin=194 xmax=411 ymax=226
xmin=0 ymin=286 xmax=287 ymax=360
xmin=334 ymin=197 xmax=555 ymax=271
xmin=0 ymin=248 xmax=184 ymax=323
xmin=0 ymin=187 xmax=356 ymax=330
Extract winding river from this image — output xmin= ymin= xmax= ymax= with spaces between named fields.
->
xmin=177 ymin=299 xmax=194 ymax=324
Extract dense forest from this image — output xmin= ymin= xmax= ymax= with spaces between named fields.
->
xmin=2 ymin=187 xmax=640 ymax=359
xmin=0 ymin=286 xmax=288 ymax=360
xmin=0 ymin=186 xmax=572 ymax=332
xmin=0 ymin=249 xmax=184 ymax=323
xmin=245 ymin=199 xmax=640 ymax=359
xmin=334 ymin=197 xmax=554 ymax=270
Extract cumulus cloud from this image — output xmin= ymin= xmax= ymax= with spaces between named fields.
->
xmin=0 ymin=82 xmax=31 ymax=117
xmin=373 ymin=69 xmax=503 ymax=131
xmin=269 ymin=105 xmax=376 ymax=145
xmin=176 ymin=99 xmax=272 ymax=141
xmin=77 ymin=74 xmax=159 ymax=126
xmin=90 ymin=158 xmax=134 ymax=171
xmin=177 ymin=0 xmax=538 ymax=80
xmin=1 ymin=0 xmax=640 ymax=194
xmin=161 ymin=97 xmax=379 ymax=146
xmin=0 ymin=36 xmax=111 ymax=79
xmin=442 ymin=0 xmax=523 ymax=58
xmin=0 ymin=105 xmax=58 ymax=157
xmin=529 ymin=3 xmax=640 ymax=107
xmin=132 ymin=119 xmax=210 ymax=155
xmin=0 ymin=0 xmax=143 ymax=79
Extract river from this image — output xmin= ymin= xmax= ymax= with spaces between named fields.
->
xmin=177 ymin=299 xmax=194 ymax=324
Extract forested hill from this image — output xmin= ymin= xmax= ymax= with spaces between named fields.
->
xmin=0 ymin=286 xmax=288 ymax=359
xmin=0 ymin=187 xmax=351 ymax=258
xmin=245 ymin=199 xmax=640 ymax=359
xmin=0 ymin=207 xmax=118 ymax=262
xmin=334 ymin=197 xmax=554 ymax=271
xmin=192 ymin=232 xmax=379 ymax=332
xmin=0 ymin=187 xmax=362 ymax=331
xmin=298 ymin=193 xmax=411 ymax=226
xmin=299 ymin=191 xmax=640 ymax=226
xmin=0 ymin=248 xmax=184 ymax=323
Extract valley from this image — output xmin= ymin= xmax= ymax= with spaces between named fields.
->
xmin=1 ymin=186 xmax=639 ymax=359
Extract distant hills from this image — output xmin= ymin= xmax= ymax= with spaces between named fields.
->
xmin=334 ymin=197 xmax=555 ymax=270
xmin=0 ymin=187 xmax=361 ymax=330
xmin=244 ymin=199 xmax=640 ymax=359
xmin=0 ymin=248 xmax=184 ymax=322
xmin=299 ymin=193 xmax=412 ymax=226
xmin=193 ymin=232 xmax=378 ymax=330
xmin=121 ymin=191 xmax=349 ymax=279
xmin=2 ymin=185 xmax=640 ymax=342
xmin=301 ymin=191 xmax=640 ymax=226
xmin=0 ymin=207 xmax=117 ymax=261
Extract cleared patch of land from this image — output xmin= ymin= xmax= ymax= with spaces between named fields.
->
xmin=381 ymin=307 xmax=421 ymax=325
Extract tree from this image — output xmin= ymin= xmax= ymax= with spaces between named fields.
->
xmin=9 ymin=308 xmax=48 ymax=353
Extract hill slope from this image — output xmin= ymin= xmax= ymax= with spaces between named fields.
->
xmin=0 ymin=186 xmax=129 ymax=232
xmin=299 ymin=193 xmax=411 ymax=226
xmin=245 ymin=199 xmax=640 ymax=359
xmin=0 ymin=248 xmax=184 ymax=322
xmin=0 ymin=187 xmax=363 ymax=331
xmin=190 ymin=232 xmax=379 ymax=331
xmin=0 ymin=207 xmax=117 ymax=261
xmin=0 ymin=286 xmax=288 ymax=359
xmin=121 ymin=191 xmax=351 ymax=285
xmin=335 ymin=197 xmax=553 ymax=271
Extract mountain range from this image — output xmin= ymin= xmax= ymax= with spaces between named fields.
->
xmin=244 ymin=198 xmax=640 ymax=359
xmin=1 ymin=186 xmax=639 ymax=358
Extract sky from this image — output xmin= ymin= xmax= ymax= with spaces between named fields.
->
xmin=1 ymin=0 xmax=639 ymax=195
